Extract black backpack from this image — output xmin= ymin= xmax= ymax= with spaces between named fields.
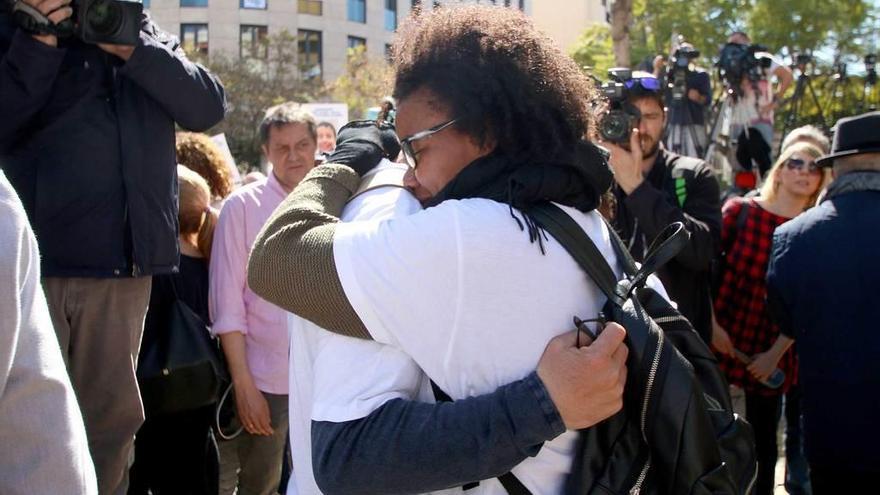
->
xmin=528 ymin=203 xmax=757 ymax=495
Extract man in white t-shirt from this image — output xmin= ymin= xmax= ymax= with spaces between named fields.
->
xmin=251 ymin=7 xmax=635 ymax=494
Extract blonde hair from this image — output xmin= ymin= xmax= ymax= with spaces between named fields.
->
xmin=177 ymin=165 xmax=218 ymax=260
xmin=759 ymin=142 xmax=830 ymax=208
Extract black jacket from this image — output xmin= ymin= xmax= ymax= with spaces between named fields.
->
xmin=612 ymin=148 xmax=721 ymax=342
xmin=0 ymin=14 xmax=226 ymax=277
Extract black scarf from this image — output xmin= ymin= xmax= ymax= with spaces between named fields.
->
xmin=425 ymin=140 xmax=614 ymax=250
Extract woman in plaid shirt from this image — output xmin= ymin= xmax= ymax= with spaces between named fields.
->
xmin=711 ymin=141 xmax=830 ymax=495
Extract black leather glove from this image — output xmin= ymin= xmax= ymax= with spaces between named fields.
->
xmin=327 ymin=120 xmax=401 ymax=176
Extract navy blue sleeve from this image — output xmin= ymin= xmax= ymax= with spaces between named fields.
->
xmin=766 ymin=230 xmax=795 ymax=338
xmin=117 ymin=16 xmax=226 ymax=131
xmin=0 ymin=28 xmax=66 ymax=152
xmin=311 ymin=372 xmax=566 ymax=495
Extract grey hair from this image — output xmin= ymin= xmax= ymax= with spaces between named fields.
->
xmin=781 ymin=125 xmax=831 ymax=154
xmin=833 ymin=152 xmax=880 ymax=176
xmin=258 ymin=102 xmax=317 ymax=145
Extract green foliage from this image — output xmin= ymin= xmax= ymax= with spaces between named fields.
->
xmin=328 ymin=45 xmax=392 ymax=120
xmin=570 ymin=24 xmax=616 ymax=78
xmin=197 ymin=35 xmax=390 ymax=170
xmin=574 ymin=0 xmax=875 ymax=72
xmin=201 ymin=30 xmax=323 ymax=171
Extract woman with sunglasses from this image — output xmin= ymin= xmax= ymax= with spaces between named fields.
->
xmin=711 ymin=141 xmax=830 ymax=495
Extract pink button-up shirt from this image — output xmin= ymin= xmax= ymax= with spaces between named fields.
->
xmin=210 ymin=172 xmax=289 ymax=394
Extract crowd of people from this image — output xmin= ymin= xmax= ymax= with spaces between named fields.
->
xmin=1 ymin=2 xmax=878 ymax=495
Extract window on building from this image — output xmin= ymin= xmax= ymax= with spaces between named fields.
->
xmin=385 ymin=43 xmax=393 ymax=62
xmin=180 ymin=0 xmax=207 ymax=7
xmin=347 ymin=0 xmax=366 ymax=23
xmin=519 ymin=0 xmax=524 ymax=10
xmin=298 ymin=0 xmax=322 ymax=15
xmin=411 ymin=0 xmax=419 ymax=7
xmin=181 ymin=23 xmax=209 ymax=55
xmin=347 ymin=36 xmax=366 ymax=50
xmin=143 ymin=0 xmax=150 ymax=8
xmin=240 ymin=0 xmax=267 ymax=8
xmin=240 ymin=25 xmax=268 ymax=58
xmin=384 ymin=0 xmax=397 ymax=31
xmin=298 ymin=29 xmax=322 ymax=80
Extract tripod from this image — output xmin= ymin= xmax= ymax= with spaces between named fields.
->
xmin=703 ymin=89 xmax=734 ymax=183
xmin=665 ymin=96 xmax=707 ymax=158
xmin=822 ymin=65 xmax=852 ymax=124
xmin=862 ymin=74 xmax=879 ymax=113
xmin=778 ymin=63 xmax=827 ymax=154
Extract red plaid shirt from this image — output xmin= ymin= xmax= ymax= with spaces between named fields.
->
xmin=714 ymin=197 xmax=797 ymax=395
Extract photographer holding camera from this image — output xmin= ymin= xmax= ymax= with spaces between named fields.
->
xmin=656 ymin=42 xmax=712 ymax=158
xmin=599 ymin=70 xmax=721 ymax=343
xmin=0 ymin=1 xmax=226 ymax=492
xmin=722 ymin=31 xmax=793 ymax=179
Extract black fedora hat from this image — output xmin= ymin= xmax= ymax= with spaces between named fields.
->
xmin=816 ymin=111 xmax=880 ymax=166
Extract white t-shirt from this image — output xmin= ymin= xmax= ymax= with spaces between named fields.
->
xmin=291 ymin=167 xmax=671 ymax=495
xmin=732 ymin=53 xmax=784 ymax=126
xmin=287 ymin=162 xmax=455 ymax=495
xmin=331 ymin=198 xmax=623 ymax=495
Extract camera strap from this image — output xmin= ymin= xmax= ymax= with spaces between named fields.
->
xmin=11 ymin=0 xmax=70 ymax=37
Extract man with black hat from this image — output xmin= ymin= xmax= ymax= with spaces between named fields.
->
xmin=766 ymin=111 xmax=880 ymax=494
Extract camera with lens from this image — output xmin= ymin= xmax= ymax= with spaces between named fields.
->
xmin=865 ymin=54 xmax=877 ymax=86
xmin=717 ymin=42 xmax=771 ymax=97
xmin=668 ymin=43 xmax=700 ymax=101
xmin=598 ymin=68 xmax=642 ymax=145
xmin=12 ymin=0 xmax=142 ymax=45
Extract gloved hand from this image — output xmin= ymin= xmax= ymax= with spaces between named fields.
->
xmin=327 ymin=120 xmax=401 ymax=176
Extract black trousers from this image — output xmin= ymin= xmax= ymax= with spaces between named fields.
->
xmin=128 ymin=405 xmax=219 ymax=495
xmin=745 ymin=392 xmax=783 ymax=495
xmin=811 ymin=466 xmax=879 ymax=494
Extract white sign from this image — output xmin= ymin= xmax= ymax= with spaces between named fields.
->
xmin=302 ymin=103 xmax=349 ymax=134
xmin=210 ymin=133 xmax=242 ymax=185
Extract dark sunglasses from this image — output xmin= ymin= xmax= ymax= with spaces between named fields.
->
xmin=400 ymin=118 xmax=458 ymax=170
xmin=785 ymin=157 xmax=821 ymax=174
xmin=624 ymin=76 xmax=663 ymax=92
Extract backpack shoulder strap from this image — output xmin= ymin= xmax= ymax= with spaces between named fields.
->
xmin=528 ymin=203 xmax=688 ymax=304
xmin=736 ymin=199 xmax=750 ymax=232
xmin=526 ymin=204 xmax=625 ymax=306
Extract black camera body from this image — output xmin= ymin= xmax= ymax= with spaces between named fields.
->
xmin=12 ymin=0 xmax=142 ymax=45
xmin=598 ymin=68 xmax=642 ymax=144
xmin=669 ymin=45 xmax=700 ymax=101
xmin=717 ymin=42 xmax=771 ymax=97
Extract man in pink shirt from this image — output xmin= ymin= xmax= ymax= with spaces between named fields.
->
xmin=210 ymin=102 xmax=318 ymax=495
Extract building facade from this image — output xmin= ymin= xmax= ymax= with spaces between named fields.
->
xmin=530 ymin=0 xmax=606 ymax=55
xmin=147 ymin=0 xmax=532 ymax=83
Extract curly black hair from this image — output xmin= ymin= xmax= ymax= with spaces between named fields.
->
xmin=391 ymin=5 xmax=597 ymax=166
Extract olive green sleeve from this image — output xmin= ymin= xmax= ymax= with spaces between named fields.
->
xmin=247 ymin=164 xmax=372 ymax=340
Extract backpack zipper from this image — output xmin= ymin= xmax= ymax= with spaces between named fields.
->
xmin=630 ymin=328 xmax=665 ymax=494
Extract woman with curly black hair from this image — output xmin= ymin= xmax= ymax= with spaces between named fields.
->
xmin=249 ymin=6 xmax=631 ymax=494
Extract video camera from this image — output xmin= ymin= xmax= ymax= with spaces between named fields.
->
xmin=668 ymin=42 xmax=700 ymax=101
xmin=12 ymin=0 xmax=142 ymax=45
xmin=598 ymin=68 xmax=642 ymax=144
xmin=865 ymin=54 xmax=877 ymax=86
xmin=716 ymin=42 xmax=772 ymax=97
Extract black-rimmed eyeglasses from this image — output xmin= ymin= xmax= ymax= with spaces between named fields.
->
xmin=400 ymin=118 xmax=458 ymax=170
